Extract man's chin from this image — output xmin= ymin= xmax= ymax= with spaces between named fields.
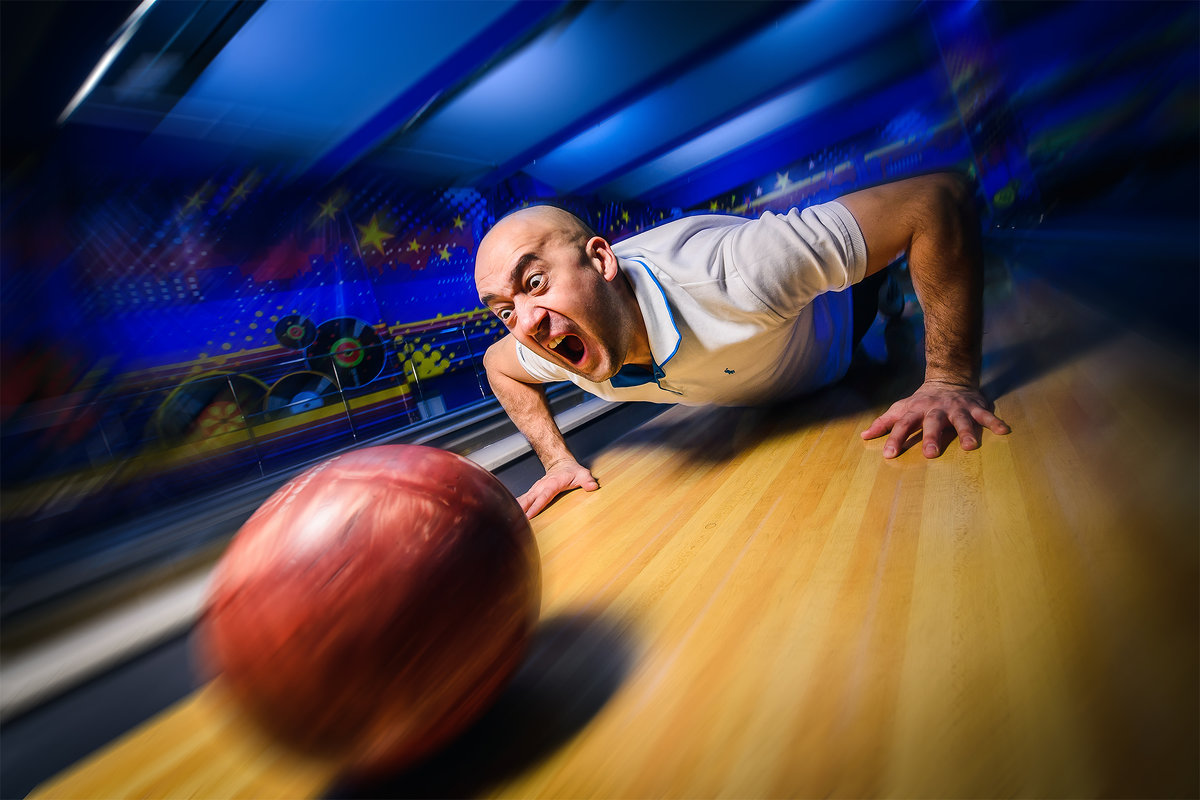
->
xmin=544 ymin=340 xmax=619 ymax=382
xmin=568 ymin=357 xmax=617 ymax=384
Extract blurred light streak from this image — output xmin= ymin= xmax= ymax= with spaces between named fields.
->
xmin=58 ymin=0 xmax=159 ymax=125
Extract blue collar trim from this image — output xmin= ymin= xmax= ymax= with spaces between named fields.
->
xmin=608 ymin=258 xmax=679 ymax=390
xmin=610 ymin=360 xmax=666 ymax=388
xmin=628 ymin=258 xmax=681 ymax=365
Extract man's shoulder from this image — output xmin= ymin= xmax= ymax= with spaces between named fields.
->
xmin=614 ymin=212 xmax=750 ymax=253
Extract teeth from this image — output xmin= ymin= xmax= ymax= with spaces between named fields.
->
xmin=547 ymin=334 xmax=566 ymax=349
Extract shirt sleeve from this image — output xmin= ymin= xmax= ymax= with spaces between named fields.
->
xmin=514 ymin=341 xmax=570 ymax=383
xmin=722 ymin=200 xmax=868 ymax=317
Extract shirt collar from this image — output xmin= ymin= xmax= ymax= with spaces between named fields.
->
xmin=621 ymin=256 xmax=681 ymax=368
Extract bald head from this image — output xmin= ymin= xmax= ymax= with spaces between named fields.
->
xmin=475 ymin=205 xmax=598 ymax=301
xmin=480 ymin=205 xmax=595 ymax=258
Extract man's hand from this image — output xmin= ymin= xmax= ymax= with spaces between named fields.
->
xmin=518 ymin=459 xmax=600 ymax=518
xmin=861 ymin=380 xmax=1011 ymax=459
xmin=840 ymin=174 xmax=1008 ymax=459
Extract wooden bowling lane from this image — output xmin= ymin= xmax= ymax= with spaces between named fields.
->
xmin=31 ymin=261 xmax=1197 ymax=798
xmin=511 ymin=287 xmax=1196 ymax=796
xmin=30 ymin=683 xmax=340 ymax=799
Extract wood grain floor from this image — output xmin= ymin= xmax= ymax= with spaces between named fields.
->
xmin=33 ymin=259 xmax=1198 ymax=798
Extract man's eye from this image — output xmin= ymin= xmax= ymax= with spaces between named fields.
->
xmin=497 ymin=308 xmax=513 ymax=322
xmin=528 ymin=273 xmax=545 ymax=290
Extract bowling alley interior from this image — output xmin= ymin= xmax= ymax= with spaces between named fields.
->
xmin=2 ymin=1 xmax=1197 ymax=797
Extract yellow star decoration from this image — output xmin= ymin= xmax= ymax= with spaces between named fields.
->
xmin=453 ymin=215 xmax=465 ymax=229
xmin=438 ymin=246 xmax=452 ymax=261
xmin=407 ymin=239 xmax=421 ymax=252
xmin=316 ymin=190 xmax=349 ymax=227
xmin=313 ymin=191 xmax=345 ymax=227
xmin=181 ymin=183 xmax=212 ymax=215
xmin=775 ymin=171 xmax=791 ymax=191
xmin=709 ymin=200 xmax=720 ymax=211
xmin=222 ymin=170 xmax=260 ymax=210
xmin=621 ymin=210 xmax=630 ymax=223
xmin=357 ymin=215 xmax=394 ymax=254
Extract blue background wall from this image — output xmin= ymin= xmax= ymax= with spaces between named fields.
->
xmin=2 ymin=0 xmax=1196 ymax=595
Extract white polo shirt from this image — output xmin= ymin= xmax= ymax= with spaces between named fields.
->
xmin=515 ymin=201 xmax=868 ymax=407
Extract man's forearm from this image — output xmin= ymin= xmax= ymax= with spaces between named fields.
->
xmin=905 ymin=174 xmax=984 ymax=388
xmin=480 ymin=339 xmax=599 ymax=517
xmin=486 ymin=366 xmax=577 ymax=469
xmin=846 ymin=172 xmax=1008 ymax=456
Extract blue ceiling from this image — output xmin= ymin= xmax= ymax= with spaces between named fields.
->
xmin=24 ymin=0 xmax=1074 ymax=206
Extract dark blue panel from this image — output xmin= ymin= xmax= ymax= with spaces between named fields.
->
xmin=642 ymin=66 xmax=951 ymax=210
xmin=154 ymin=0 xmax=524 ymax=161
xmin=526 ymin=0 xmax=922 ymax=193
xmin=379 ymin=1 xmax=797 ymax=185
xmin=308 ymin=0 xmax=568 ymax=179
xmin=601 ymin=31 xmax=932 ymax=199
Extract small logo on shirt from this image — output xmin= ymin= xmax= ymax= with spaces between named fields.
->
xmin=724 ymin=368 xmax=735 ymax=374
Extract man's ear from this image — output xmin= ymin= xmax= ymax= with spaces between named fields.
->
xmin=586 ymin=236 xmax=620 ymax=281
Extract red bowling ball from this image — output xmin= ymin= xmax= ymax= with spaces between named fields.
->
xmin=195 ymin=445 xmax=541 ymax=777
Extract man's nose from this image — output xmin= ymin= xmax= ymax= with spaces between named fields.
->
xmin=514 ymin=296 xmax=547 ymax=340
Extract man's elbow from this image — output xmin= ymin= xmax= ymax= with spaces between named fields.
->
xmin=925 ymin=171 xmax=974 ymax=214
xmin=482 ymin=339 xmax=504 ymax=375
xmin=909 ymin=172 xmax=979 ymax=247
xmin=482 ymin=337 xmax=526 ymax=386
xmin=923 ymin=172 xmax=982 ymax=269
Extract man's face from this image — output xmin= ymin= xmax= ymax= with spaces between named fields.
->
xmin=475 ymin=208 xmax=633 ymax=382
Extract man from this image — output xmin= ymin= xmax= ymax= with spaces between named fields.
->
xmin=475 ymin=172 xmax=1011 ymax=518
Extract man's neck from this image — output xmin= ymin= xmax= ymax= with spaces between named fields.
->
xmin=617 ymin=272 xmax=654 ymax=369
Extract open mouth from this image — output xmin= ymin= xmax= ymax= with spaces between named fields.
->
xmin=547 ymin=333 xmax=585 ymax=365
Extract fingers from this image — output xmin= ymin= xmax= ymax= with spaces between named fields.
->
xmin=518 ymin=476 xmax=565 ymax=519
xmin=861 ymin=415 xmax=893 ymax=441
xmin=970 ymin=405 xmax=1012 ymax=436
xmin=861 ymin=403 xmax=903 ymax=441
xmin=517 ymin=468 xmax=601 ymax=519
xmin=518 ymin=485 xmax=555 ymax=519
xmin=558 ymin=462 xmax=599 ymax=492
xmin=949 ymin=408 xmax=982 ymax=451
xmin=920 ymin=410 xmax=950 ymax=458
xmin=557 ymin=464 xmax=599 ymax=493
xmin=872 ymin=404 xmax=1007 ymax=458
xmin=882 ymin=412 xmax=923 ymax=458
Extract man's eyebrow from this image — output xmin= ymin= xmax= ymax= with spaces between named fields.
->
xmin=481 ymin=253 xmax=539 ymax=306
xmin=511 ymin=252 xmax=539 ymax=283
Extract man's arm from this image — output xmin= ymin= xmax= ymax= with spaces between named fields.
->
xmin=837 ymin=172 xmax=1011 ymax=458
xmin=483 ymin=335 xmax=599 ymax=517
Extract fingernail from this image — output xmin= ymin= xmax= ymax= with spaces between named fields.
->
xmin=883 ymin=446 xmax=896 ymax=457
xmin=963 ymin=437 xmax=977 ymax=448
xmin=924 ymin=444 xmax=938 ymax=457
